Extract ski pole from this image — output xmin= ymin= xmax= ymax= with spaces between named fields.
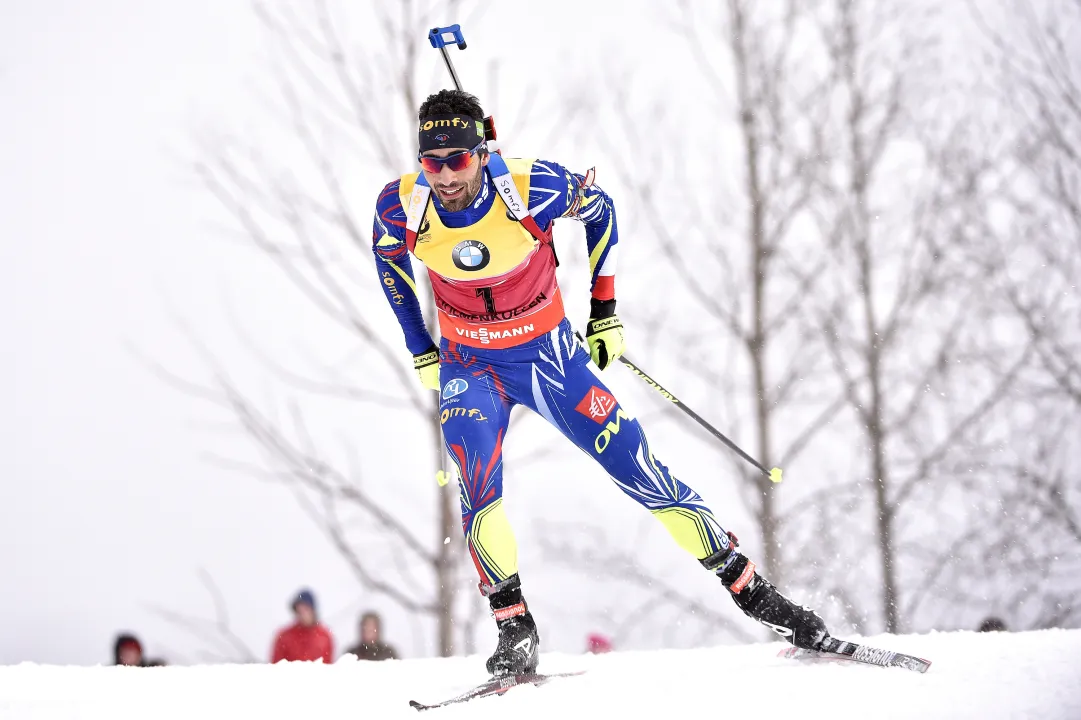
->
xmin=428 ymin=25 xmax=467 ymax=92
xmin=618 ymin=354 xmax=783 ymax=483
xmin=428 ymin=24 xmax=470 ymax=490
xmin=575 ymin=333 xmax=782 ymax=483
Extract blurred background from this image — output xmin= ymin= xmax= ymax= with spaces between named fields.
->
xmin=2 ymin=0 xmax=1078 ymax=667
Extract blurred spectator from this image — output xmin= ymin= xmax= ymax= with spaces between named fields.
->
xmin=113 ymin=633 xmax=166 ymax=666
xmin=114 ymin=633 xmax=144 ymax=666
xmin=586 ymin=633 xmax=612 ymax=654
xmin=344 ymin=611 xmax=399 ymax=661
xmin=271 ymin=588 xmax=334 ymax=663
xmin=978 ymin=616 xmax=1008 ymax=632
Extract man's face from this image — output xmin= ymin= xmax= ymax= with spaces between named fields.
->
xmin=295 ymin=603 xmax=316 ymax=626
xmin=420 ymin=146 xmax=487 ymax=212
xmin=118 ymin=644 xmax=142 ymax=666
xmin=361 ymin=617 xmax=379 ymax=644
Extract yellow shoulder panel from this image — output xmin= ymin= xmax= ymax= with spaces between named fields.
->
xmin=398 ymin=172 xmax=420 ymax=204
xmin=501 ymin=157 xmax=536 ymax=201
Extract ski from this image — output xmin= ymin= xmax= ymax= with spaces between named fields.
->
xmin=778 ymin=637 xmax=931 ymax=674
xmin=409 ymin=670 xmax=586 ymax=711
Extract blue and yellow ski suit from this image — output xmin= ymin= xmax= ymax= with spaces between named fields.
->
xmin=372 ymin=155 xmax=733 ymax=586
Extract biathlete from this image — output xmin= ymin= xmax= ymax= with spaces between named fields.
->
xmin=372 ymin=89 xmax=831 ymax=676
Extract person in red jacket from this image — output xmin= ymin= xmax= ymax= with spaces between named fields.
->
xmin=586 ymin=633 xmax=612 ymax=654
xmin=271 ymin=588 xmax=334 ymax=664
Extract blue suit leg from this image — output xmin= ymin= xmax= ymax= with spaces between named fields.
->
xmin=517 ymin=323 xmax=732 ymax=560
xmin=439 ymin=345 xmax=520 ymax=586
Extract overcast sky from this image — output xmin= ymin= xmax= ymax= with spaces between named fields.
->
xmin=0 ymin=0 xmax=335 ymax=665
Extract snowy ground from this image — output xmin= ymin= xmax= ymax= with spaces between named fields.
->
xmin=2 ymin=629 xmax=1079 ymax=719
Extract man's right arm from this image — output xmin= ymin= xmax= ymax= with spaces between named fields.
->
xmin=371 ymin=180 xmax=435 ymax=355
xmin=270 ymin=631 xmax=285 ymax=663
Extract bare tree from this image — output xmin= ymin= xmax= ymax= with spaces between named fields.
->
xmin=531 ymin=0 xmax=1077 ymax=643
xmin=904 ymin=414 xmax=1081 ymax=632
xmin=525 ymin=1 xmax=868 ymax=647
xmin=592 ymin=0 xmax=843 ymax=589
xmin=941 ymin=0 xmax=1081 ymax=632
xmin=970 ymin=0 xmax=1081 ymax=407
xmin=149 ymin=570 xmax=259 ymax=664
xmin=660 ymin=0 xmax=834 ymax=588
xmin=806 ymin=0 xmax=1034 ymax=633
xmin=173 ymin=0 xmax=479 ymax=657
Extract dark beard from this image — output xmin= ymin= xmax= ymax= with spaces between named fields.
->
xmin=439 ymin=169 xmax=483 ymax=212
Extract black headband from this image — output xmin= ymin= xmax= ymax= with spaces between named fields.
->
xmin=418 ymin=114 xmax=486 ymax=153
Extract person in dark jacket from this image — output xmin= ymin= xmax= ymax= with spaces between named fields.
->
xmin=114 ymin=633 xmax=144 ymax=666
xmin=344 ymin=611 xmax=399 ymax=661
xmin=271 ymin=588 xmax=334 ymax=663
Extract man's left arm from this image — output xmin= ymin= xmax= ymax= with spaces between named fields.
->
xmin=320 ymin=628 xmax=334 ymax=664
xmin=529 ymin=160 xmax=624 ymax=369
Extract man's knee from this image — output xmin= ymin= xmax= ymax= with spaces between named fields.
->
xmin=464 ymin=498 xmax=518 ymax=583
xmin=651 ymin=506 xmax=728 ymax=560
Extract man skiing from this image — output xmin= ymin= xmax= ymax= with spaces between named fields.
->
xmin=371 ymin=88 xmax=831 ymax=677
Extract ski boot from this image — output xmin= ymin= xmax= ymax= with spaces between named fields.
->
xmin=702 ymin=537 xmax=829 ymax=650
xmin=481 ymin=574 xmax=540 ymax=677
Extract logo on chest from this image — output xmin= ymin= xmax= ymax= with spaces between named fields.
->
xmin=416 ymin=216 xmax=432 ymax=244
xmin=452 ymin=240 xmax=491 ymax=271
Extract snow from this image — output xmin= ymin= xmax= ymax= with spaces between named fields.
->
xmin=2 ymin=629 xmax=1079 ymax=719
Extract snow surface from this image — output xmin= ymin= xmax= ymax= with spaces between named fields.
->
xmin=2 ymin=629 xmax=1079 ymax=719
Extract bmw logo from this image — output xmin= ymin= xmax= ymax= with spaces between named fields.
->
xmin=452 ymin=240 xmax=490 ymax=271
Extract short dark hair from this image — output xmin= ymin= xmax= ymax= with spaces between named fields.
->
xmin=418 ymin=89 xmax=485 ymax=122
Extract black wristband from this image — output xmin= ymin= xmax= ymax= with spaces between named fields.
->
xmin=413 ymin=344 xmax=439 ymax=368
xmin=589 ymin=298 xmax=617 ymax=319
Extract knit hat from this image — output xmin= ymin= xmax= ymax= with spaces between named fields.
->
xmin=291 ymin=588 xmax=317 ymax=612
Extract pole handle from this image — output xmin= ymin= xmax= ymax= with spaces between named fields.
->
xmin=429 ymin=25 xmax=467 ymax=50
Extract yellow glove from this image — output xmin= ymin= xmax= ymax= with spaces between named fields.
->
xmin=413 ymin=346 xmax=440 ymax=391
xmin=585 ymin=299 xmax=626 ymax=370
